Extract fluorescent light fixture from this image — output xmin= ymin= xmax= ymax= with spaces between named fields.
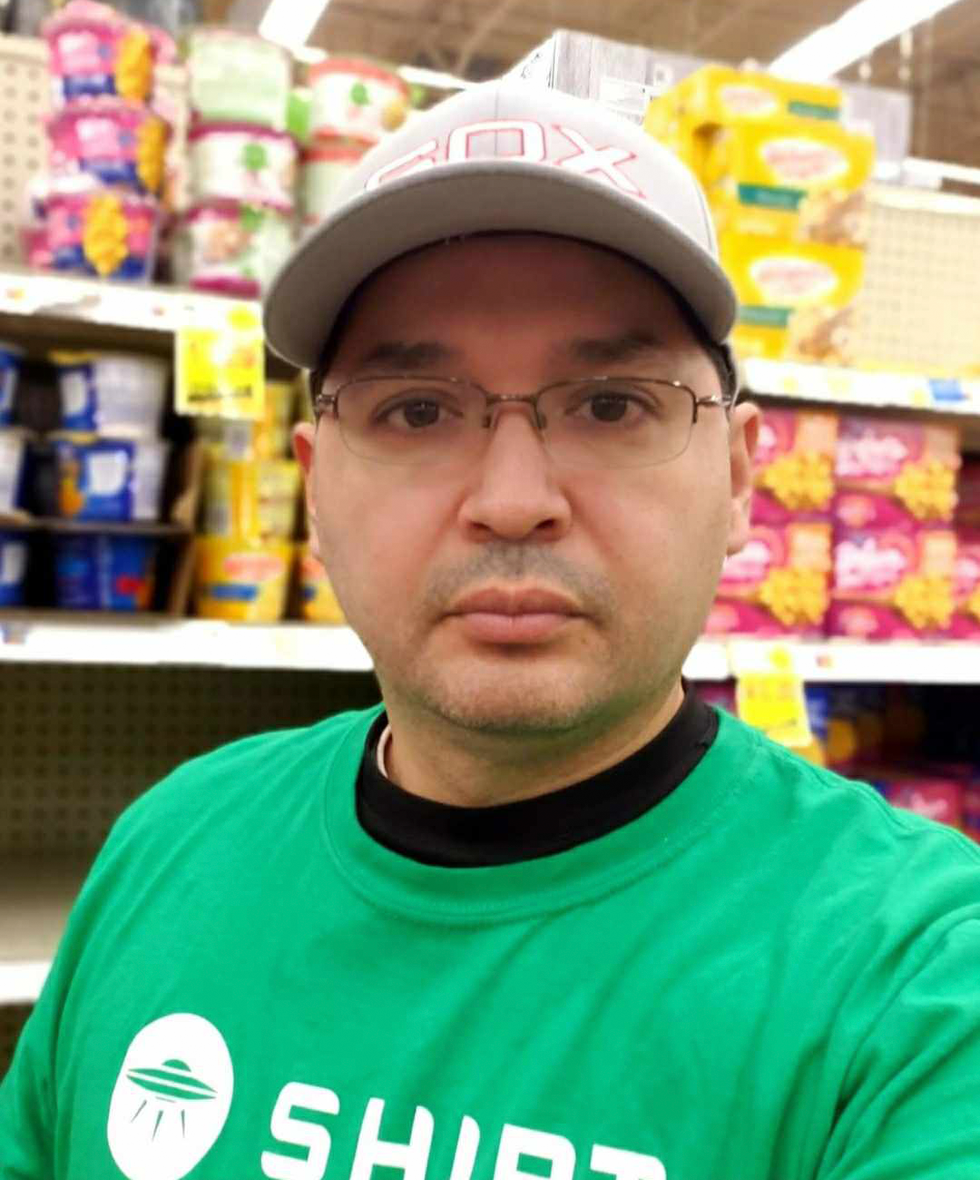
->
xmin=398 ymin=65 xmax=480 ymax=91
xmin=905 ymin=156 xmax=980 ymax=186
xmin=259 ymin=0 xmax=329 ymax=50
xmin=771 ymin=0 xmax=967 ymax=80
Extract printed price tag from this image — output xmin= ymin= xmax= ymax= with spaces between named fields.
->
xmin=734 ymin=643 xmax=812 ymax=748
xmin=175 ymin=303 xmax=265 ymax=419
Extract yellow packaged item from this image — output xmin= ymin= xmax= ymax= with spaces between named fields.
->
xmin=720 ymin=232 xmax=865 ymax=365
xmin=202 ymin=457 xmax=302 ymax=541
xmin=196 ymin=379 xmax=298 ymax=460
xmin=658 ymin=65 xmax=841 ymax=129
xmin=703 ymin=118 xmax=875 ymax=247
xmin=297 ymin=542 xmax=346 ymax=624
xmin=194 ymin=536 xmax=293 ymax=622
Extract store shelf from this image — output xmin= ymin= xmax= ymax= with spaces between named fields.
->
xmin=743 ymin=358 xmax=980 ymax=416
xmin=0 ymin=614 xmax=374 ymax=672
xmin=0 ymin=856 xmax=90 ymax=1004
xmin=1 ymin=615 xmax=978 ymax=682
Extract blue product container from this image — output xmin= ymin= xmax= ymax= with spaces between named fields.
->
xmin=0 ymin=531 xmax=29 ymax=607
xmin=53 ymin=533 xmax=157 ymax=611
xmin=52 ymin=434 xmax=169 ymax=522
xmin=0 ymin=342 xmax=23 ymax=426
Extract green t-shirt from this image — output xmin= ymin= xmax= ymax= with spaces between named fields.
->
xmin=3 ymin=706 xmax=980 ymax=1180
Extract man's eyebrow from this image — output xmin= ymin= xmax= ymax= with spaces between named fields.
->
xmin=566 ymin=331 xmax=671 ymax=366
xmin=351 ymin=341 xmax=460 ymax=371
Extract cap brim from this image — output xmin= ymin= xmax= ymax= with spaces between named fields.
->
xmin=264 ymin=160 xmax=738 ymax=369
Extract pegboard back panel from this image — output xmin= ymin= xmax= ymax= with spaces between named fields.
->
xmin=0 ymin=663 xmax=380 ymax=856
xmin=856 ymin=186 xmax=980 ymax=373
xmin=0 ymin=35 xmax=188 ymax=265
xmin=0 ymin=36 xmax=47 ymax=265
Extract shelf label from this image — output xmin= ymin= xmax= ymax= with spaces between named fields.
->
xmin=175 ymin=304 xmax=265 ymax=419
xmin=734 ymin=643 xmax=812 ymax=748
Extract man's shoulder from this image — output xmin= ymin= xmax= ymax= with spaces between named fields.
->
xmin=111 ymin=704 xmax=381 ymax=845
xmin=714 ymin=707 xmax=980 ymax=917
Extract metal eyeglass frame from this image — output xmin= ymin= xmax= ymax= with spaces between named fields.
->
xmin=314 ymin=374 xmax=730 ymax=452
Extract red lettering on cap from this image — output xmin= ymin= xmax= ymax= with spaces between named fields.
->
xmin=553 ymin=126 xmax=642 ymax=196
xmin=364 ymin=138 xmax=439 ymax=190
xmin=446 ymin=119 xmax=546 ymax=162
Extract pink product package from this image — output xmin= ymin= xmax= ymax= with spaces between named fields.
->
xmin=751 ymin=407 xmax=838 ymax=526
xmin=44 ymin=0 xmax=155 ymax=108
xmin=957 ymin=460 xmax=980 ymax=530
xmin=951 ymin=527 xmax=980 ymax=640
xmin=705 ymin=521 xmax=831 ymax=639
xmin=964 ymin=782 xmax=980 ymax=844
xmin=882 ymin=777 xmax=964 ymax=830
xmin=827 ymin=522 xmax=957 ymax=641
xmin=46 ymin=188 xmax=159 ymax=281
xmin=834 ymin=415 xmax=961 ymax=528
xmin=47 ymin=102 xmax=169 ymax=196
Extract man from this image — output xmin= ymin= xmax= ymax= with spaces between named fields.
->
xmin=2 ymin=82 xmax=979 ymax=1180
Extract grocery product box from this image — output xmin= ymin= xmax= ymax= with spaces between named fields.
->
xmin=721 ymin=232 xmax=865 ymax=365
xmin=835 ymin=417 xmax=961 ymax=528
xmin=703 ymin=118 xmax=874 ymax=247
xmin=951 ymin=527 xmax=980 ymax=640
xmin=648 ymin=65 xmax=841 ymax=132
xmin=827 ymin=522 xmax=957 ymax=640
xmin=752 ymin=408 xmax=838 ymax=525
xmin=956 ymin=459 xmax=980 ymax=529
xmin=705 ymin=520 xmax=832 ymax=637
xmin=877 ymin=775 xmax=964 ymax=830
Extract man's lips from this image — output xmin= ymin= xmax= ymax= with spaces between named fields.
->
xmin=445 ymin=587 xmax=584 ymax=644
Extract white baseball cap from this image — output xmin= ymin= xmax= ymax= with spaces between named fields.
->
xmin=264 ymin=80 xmax=737 ymax=370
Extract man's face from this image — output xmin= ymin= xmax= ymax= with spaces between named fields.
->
xmin=295 ymin=236 xmax=757 ymax=738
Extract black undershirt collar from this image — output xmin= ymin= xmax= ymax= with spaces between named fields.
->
xmin=355 ymin=685 xmax=718 ymax=867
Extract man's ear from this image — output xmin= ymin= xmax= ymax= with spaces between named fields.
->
xmin=726 ymin=401 xmax=760 ymax=556
xmin=293 ymin=421 xmax=322 ymax=562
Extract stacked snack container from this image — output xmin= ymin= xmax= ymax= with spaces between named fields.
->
xmin=41 ymin=0 xmax=170 ymax=281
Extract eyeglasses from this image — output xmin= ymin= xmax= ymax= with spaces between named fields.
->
xmin=314 ymin=375 xmax=727 ymax=469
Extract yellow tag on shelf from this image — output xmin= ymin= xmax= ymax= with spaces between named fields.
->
xmin=735 ymin=643 xmax=812 ymax=749
xmin=175 ymin=303 xmax=265 ymax=419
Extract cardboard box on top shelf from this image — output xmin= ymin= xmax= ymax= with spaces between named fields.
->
xmin=703 ymin=117 xmax=875 ymax=248
xmin=643 ymin=65 xmax=843 ymax=178
xmin=721 ymin=232 xmax=865 ymax=365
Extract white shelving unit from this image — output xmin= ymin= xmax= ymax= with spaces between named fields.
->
xmin=2 ymin=613 xmax=979 ymax=684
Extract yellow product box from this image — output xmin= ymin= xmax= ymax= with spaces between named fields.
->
xmin=659 ymin=65 xmax=842 ymax=129
xmin=194 ymin=536 xmax=293 ymax=623
xmin=297 ymin=541 xmax=346 ymax=624
xmin=720 ymin=232 xmax=865 ymax=365
xmin=703 ymin=118 xmax=875 ymax=247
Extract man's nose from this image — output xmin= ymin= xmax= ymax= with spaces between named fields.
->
xmin=457 ymin=405 xmax=573 ymax=543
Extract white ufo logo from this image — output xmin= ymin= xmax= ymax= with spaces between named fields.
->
xmin=126 ymin=1058 xmax=217 ymax=1140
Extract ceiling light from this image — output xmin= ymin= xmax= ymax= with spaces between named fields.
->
xmin=904 ymin=156 xmax=980 ymax=186
xmin=770 ymin=0 xmax=967 ymax=80
xmin=259 ymin=0 xmax=330 ymax=51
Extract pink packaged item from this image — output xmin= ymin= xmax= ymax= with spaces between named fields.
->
xmin=21 ymin=223 xmax=51 ymax=270
xmin=188 ymin=124 xmax=299 ymax=212
xmin=172 ymin=200 xmax=293 ymax=298
xmin=884 ymin=777 xmax=963 ymax=830
xmin=835 ymin=416 xmax=961 ymax=528
xmin=951 ymin=528 xmax=980 ymax=640
xmin=43 ymin=0 xmax=155 ymax=108
xmin=705 ymin=521 xmax=831 ymax=637
xmin=752 ymin=407 xmax=838 ymax=525
xmin=47 ymin=185 xmax=160 ymax=280
xmin=956 ymin=459 xmax=980 ymax=530
xmin=827 ymin=523 xmax=956 ymax=640
xmin=48 ymin=100 xmax=170 ymax=196
xmin=964 ymin=781 xmax=980 ymax=844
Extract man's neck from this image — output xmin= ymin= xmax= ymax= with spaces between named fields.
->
xmin=380 ymin=680 xmax=686 ymax=807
